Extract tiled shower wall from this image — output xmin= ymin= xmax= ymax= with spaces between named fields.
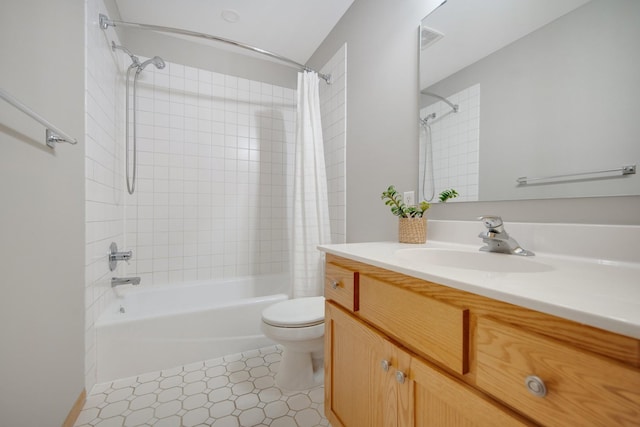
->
xmin=125 ymin=63 xmax=297 ymax=286
xmin=419 ymin=84 xmax=480 ymax=202
xmin=320 ymin=44 xmax=347 ymax=244
xmin=84 ymin=0 xmax=127 ymax=391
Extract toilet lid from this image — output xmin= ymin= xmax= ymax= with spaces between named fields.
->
xmin=262 ymin=296 xmax=325 ymax=328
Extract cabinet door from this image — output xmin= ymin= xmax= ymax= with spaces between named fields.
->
xmin=325 ymin=302 xmax=398 ymax=427
xmin=407 ymin=352 xmax=532 ymax=427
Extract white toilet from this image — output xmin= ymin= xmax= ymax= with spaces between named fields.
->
xmin=261 ymin=296 xmax=325 ymax=390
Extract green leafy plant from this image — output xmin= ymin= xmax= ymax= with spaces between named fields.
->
xmin=381 ymin=185 xmax=430 ymax=218
xmin=438 ymin=188 xmax=459 ymax=203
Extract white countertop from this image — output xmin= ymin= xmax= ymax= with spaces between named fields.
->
xmin=319 ymin=240 xmax=640 ymax=340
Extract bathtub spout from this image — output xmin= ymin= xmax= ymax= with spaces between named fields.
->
xmin=111 ymin=277 xmax=141 ymax=287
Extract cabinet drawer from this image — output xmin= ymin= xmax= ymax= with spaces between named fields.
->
xmin=476 ymin=317 xmax=640 ymax=427
xmin=358 ymin=274 xmax=469 ymax=374
xmin=325 ymin=263 xmax=358 ymax=312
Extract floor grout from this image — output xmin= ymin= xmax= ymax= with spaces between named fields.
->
xmin=75 ymin=345 xmax=330 ymax=427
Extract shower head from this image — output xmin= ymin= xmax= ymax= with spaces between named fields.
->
xmin=139 ymin=56 xmax=165 ymax=70
xmin=112 ymin=42 xmax=164 ymax=71
xmin=421 ymin=113 xmax=437 ymax=126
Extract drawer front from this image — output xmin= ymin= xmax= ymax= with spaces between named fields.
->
xmin=358 ymin=274 xmax=469 ymax=374
xmin=325 ymin=263 xmax=358 ymax=312
xmin=476 ymin=317 xmax=640 ymax=427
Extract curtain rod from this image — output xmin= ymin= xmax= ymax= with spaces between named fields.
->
xmin=99 ymin=14 xmax=332 ymax=84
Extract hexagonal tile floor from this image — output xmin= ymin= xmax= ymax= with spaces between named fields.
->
xmin=74 ymin=346 xmax=330 ymax=427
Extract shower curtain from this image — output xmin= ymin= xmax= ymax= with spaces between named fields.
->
xmin=291 ymin=71 xmax=332 ymax=298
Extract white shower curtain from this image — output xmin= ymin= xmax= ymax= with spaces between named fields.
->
xmin=291 ymin=71 xmax=332 ymax=298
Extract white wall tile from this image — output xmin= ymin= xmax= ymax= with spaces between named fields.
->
xmin=123 ymin=59 xmax=298 ymax=286
xmin=419 ymin=84 xmax=480 ymax=203
xmin=84 ymin=0 xmax=127 ymax=392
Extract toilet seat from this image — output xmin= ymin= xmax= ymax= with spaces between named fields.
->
xmin=262 ymin=296 xmax=325 ymax=328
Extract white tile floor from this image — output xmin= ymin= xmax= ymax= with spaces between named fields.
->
xmin=75 ymin=346 xmax=330 ymax=427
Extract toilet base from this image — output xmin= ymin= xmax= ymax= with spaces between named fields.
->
xmin=275 ymin=348 xmax=324 ymax=391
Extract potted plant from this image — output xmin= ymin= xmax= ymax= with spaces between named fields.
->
xmin=381 ymin=185 xmax=430 ymax=243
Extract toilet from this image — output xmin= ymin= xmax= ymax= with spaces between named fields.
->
xmin=261 ymin=296 xmax=325 ymax=390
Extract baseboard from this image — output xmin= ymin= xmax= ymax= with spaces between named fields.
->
xmin=62 ymin=389 xmax=86 ymax=427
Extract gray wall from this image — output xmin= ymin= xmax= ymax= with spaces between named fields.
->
xmin=308 ymin=0 xmax=441 ymax=242
xmin=0 ymin=1 xmax=85 ymax=425
xmin=308 ymin=0 xmax=640 ymax=243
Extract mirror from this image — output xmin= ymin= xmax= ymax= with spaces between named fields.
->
xmin=418 ymin=0 xmax=640 ymax=203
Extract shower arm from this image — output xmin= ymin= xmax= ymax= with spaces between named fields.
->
xmin=99 ymin=14 xmax=332 ymax=84
xmin=112 ymin=41 xmax=140 ymax=67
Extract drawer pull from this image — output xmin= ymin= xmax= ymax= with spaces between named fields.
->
xmin=381 ymin=359 xmax=391 ymax=372
xmin=525 ymin=375 xmax=547 ymax=397
xmin=331 ymin=280 xmax=339 ymax=290
xmin=395 ymin=371 xmax=407 ymax=384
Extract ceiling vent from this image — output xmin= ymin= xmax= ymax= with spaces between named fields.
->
xmin=421 ymin=26 xmax=444 ymax=50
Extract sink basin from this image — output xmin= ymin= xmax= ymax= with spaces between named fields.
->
xmin=395 ymin=248 xmax=554 ymax=273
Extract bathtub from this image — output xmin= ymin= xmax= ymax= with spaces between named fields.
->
xmin=96 ymin=274 xmax=289 ymax=383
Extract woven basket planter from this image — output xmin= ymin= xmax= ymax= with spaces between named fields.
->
xmin=398 ymin=217 xmax=427 ymax=244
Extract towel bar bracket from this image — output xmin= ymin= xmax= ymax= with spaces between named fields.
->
xmin=45 ymin=129 xmax=73 ymax=149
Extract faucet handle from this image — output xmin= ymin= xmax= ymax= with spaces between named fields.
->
xmin=478 ymin=216 xmax=503 ymax=229
xmin=109 ymin=242 xmax=133 ymax=271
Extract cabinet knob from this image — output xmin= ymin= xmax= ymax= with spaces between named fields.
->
xmin=395 ymin=371 xmax=407 ymax=384
xmin=330 ymin=280 xmax=339 ymax=290
xmin=381 ymin=359 xmax=391 ymax=372
xmin=524 ymin=375 xmax=547 ymax=397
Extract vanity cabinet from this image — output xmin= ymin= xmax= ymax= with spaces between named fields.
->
xmin=325 ymin=302 xmax=529 ymax=427
xmin=324 ymin=255 xmax=640 ymax=427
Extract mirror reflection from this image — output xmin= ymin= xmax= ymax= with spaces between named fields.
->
xmin=419 ymin=0 xmax=640 ymax=203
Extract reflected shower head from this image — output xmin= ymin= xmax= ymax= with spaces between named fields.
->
xmin=421 ymin=112 xmax=437 ymax=126
xmin=140 ymin=56 xmax=165 ymax=70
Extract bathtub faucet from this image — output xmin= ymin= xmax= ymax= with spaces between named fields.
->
xmin=111 ymin=277 xmax=141 ymax=287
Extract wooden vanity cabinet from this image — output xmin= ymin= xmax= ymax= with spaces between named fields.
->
xmin=325 ymin=302 xmax=530 ymax=427
xmin=324 ymin=255 xmax=640 ymax=427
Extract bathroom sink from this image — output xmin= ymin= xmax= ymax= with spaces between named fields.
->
xmin=395 ymin=248 xmax=554 ymax=273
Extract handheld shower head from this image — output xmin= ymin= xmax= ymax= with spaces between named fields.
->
xmin=140 ymin=56 xmax=165 ymax=70
xmin=111 ymin=42 xmax=164 ymax=71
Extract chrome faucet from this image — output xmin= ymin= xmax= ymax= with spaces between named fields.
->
xmin=478 ymin=216 xmax=534 ymax=256
xmin=111 ymin=277 xmax=141 ymax=287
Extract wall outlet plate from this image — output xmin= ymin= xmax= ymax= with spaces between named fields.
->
xmin=404 ymin=191 xmax=415 ymax=206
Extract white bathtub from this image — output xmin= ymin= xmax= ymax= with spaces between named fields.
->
xmin=96 ymin=274 xmax=289 ymax=383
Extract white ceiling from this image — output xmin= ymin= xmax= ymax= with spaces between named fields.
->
xmin=114 ymin=0 xmax=354 ymax=65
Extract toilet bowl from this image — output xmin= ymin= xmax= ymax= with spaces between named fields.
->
xmin=261 ymin=296 xmax=325 ymax=390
